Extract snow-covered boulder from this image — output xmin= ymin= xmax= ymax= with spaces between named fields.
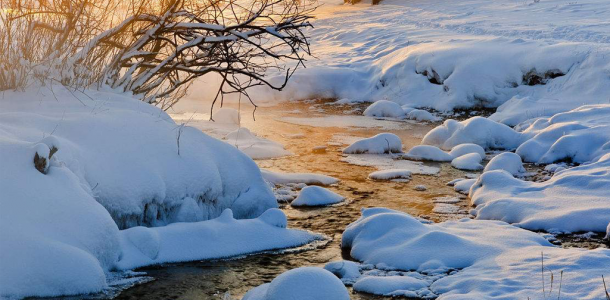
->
xmin=213 ymin=107 xmax=241 ymax=125
xmin=363 ymin=100 xmax=404 ymax=118
xmin=404 ymin=145 xmax=452 ymax=161
xmin=449 ymin=143 xmax=485 ymax=160
xmin=483 ymin=152 xmax=525 ymax=176
xmin=406 ymin=109 xmax=440 ymax=122
xmin=422 ymin=117 xmax=526 ymax=150
xmin=343 ymin=133 xmax=403 ymax=154
xmin=242 ymin=267 xmax=350 ymax=300
xmin=451 ymin=153 xmax=483 ymax=171
xmin=291 ymin=186 xmax=344 ymax=207
xmin=261 ymin=170 xmax=339 ymax=186
xmin=368 ymin=169 xmax=412 ymax=181
xmin=454 ymin=178 xmax=477 ymax=194
xmin=224 ymin=128 xmax=292 ymax=159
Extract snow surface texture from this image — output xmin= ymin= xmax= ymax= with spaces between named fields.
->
xmin=0 ymin=87 xmax=306 ymax=298
xmin=368 ymin=169 xmax=412 ymax=181
xmin=343 ymin=133 xmax=403 ymax=154
xmin=116 ymin=209 xmax=319 ymax=270
xmin=186 ymin=0 xmax=609 ymax=126
xmin=342 ymin=208 xmax=610 ymax=299
xmin=290 ymin=186 xmax=345 ymax=207
xmin=242 ymin=267 xmax=350 ymax=300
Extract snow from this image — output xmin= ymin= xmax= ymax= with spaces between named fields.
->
xmin=368 ymin=169 xmax=412 ymax=181
xmin=261 ymin=169 xmax=339 ymax=186
xmin=224 ymin=128 xmax=292 ymax=160
xmin=323 ymin=260 xmax=362 ymax=285
xmin=406 ymin=109 xmax=440 ymax=122
xmin=290 ymin=186 xmax=345 ymax=207
xmin=342 ymin=208 xmax=610 ymax=299
xmin=343 ymin=133 xmax=403 ymax=154
xmin=448 ymin=144 xmax=485 ymax=160
xmin=450 ymin=153 xmax=483 ymax=171
xmin=453 ymin=179 xmax=477 ymax=194
xmin=116 ymin=209 xmax=319 ymax=270
xmin=470 ymin=156 xmax=610 ymax=233
xmin=242 ymin=267 xmax=350 ymax=300
xmin=422 ymin=117 xmax=526 ymax=151
xmin=0 ymin=87 xmax=305 ymax=298
xmin=483 ymin=152 xmax=525 ymax=176
xmin=404 ymin=145 xmax=453 ymax=162
xmin=363 ymin=100 xmax=404 ymax=118
xmin=414 ymin=185 xmax=427 ymax=192
xmin=342 ymin=154 xmax=440 ymax=175
xmin=353 ymin=276 xmax=429 ymax=298
xmin=279 ymin=115 xmax=407 ymax=130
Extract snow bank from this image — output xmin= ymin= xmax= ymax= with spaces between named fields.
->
xmin=343 ymin=133 xmax=403 ymax=154
xmin=363 ymin=100 xmax=404 ymax=118
xmin=483 ymin=152 xmax=525 ymax=176
xmin=116 ymin=209 xmax=319 ymax=270
xmin=291 ymin=186 xmax=345 ymax=207
xmin=471 ymin=155 xmax=610 ymax=233
xmin=368 ymin=169 xmax=412 ymax=181
xmin=450 ymin=153 xmax=483 ymax=171
xmin=342 ymin=208 xmax=610 ymax=299
xmin=224 ymin=128 xmax=292 ymax=160
xmin=404 ymin=145 xmax=452 ymax=162
xmin=261 ymin=170 xmax=339 ymax=186
xmin=242 ymin=267 xmax=350 ymax=300
xmin=0 ymin=87 xmax=282 ymax=298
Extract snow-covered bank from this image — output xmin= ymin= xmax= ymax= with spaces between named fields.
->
xmin=340 ymin=208 xmax=610 ymax=299
xmin=0 ymin=87 xmax=314 ymax=298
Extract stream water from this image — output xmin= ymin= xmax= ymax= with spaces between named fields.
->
xmin=113 ymin=99 xmax=606 ymax=300
xmin=113 ymin=100 xmax=477 ymax=300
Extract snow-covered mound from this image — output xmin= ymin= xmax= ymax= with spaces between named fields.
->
xmin=213 ymin=107 xmax=241 ymax=125
xmin=363 ymin=100 xmax=404 ymax=118
xmin=453 ymin=178 xmax=477 ymax=194
xmin=242 ymin=267 xmax=350 ymax=300
xmin=323 ymin=260 xmax=361 ymax=285
xmin=224 ymin=128 xmax=292 ymax=160
xmin=406 ymin=109 xmax=440 ymax=122
xmin=342 ymin=208 xmax=610 ymax=299
xmin=404 ymin=145 xmax=453 ymax=162
xmin=368 ymin=169 xmax=412 ymax=181
xmin=483 ymin=152 xmax=525 ymax=176
xmin=261 ymin=170 xmax=339 ymax=186
xmin=291 ymin=186 xmax=345 ymax=207
xmin=448 ymin=144 xmax=485 ymax=160
xmin=0 ymin=87 xmax=290 ymax=298
xmin=343 ymin=133 xmax=403 ymax=154
xmin=422 ymin=117 xmax=526 ymax=151
xmin=471 ymin=154 xmax=610 ymax=233
xmin=451 ymin=153 xmax=483 ymax=171
xmin=116 ymin=209 xmax=318 ymax=270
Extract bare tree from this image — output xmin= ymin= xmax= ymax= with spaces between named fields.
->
xmin=1 ymin=0 xmax=314 ymax=111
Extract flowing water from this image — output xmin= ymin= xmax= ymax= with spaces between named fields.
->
xmin=114 ymin=100 xmax=478 ymax=300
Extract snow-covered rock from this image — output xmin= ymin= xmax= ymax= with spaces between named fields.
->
xmin=343 ymin=133 xmax=403 ymax=154
xmin=422 ymin=117 xmax=526 ymax=151
xmin=454 ymin=178 xmax=477 ymax=194
xmin=353 ymin=276 xmax=429 ymax=298
xmin=448 ymin=143 xmax=485 ymax=160
xmin=261 ymin=170 xmax=339 ymax=186
xmin=363 ymin=100 xmax=404 ymax=118
xmin=483 ymin=152 xmax=525 ymax=176
xmin=242 ymin=267 xmax=350 ymax=300
xmin=368 ymin=169 xmax=412 ymax=181
xmin=224 ymin=128 xmax=292 ymax=160
xmin=406 ymin=109 xmax=440 ymax=122
xmin=291 ymin=186 xmax=345 ymax=207
xmin=451 ymin=153 xmax=483 ymax=171
xmin=404 ymin=145 xmax=453 ymax=161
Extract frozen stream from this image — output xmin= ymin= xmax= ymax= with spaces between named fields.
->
xmin=112 ymin=100 xmax=606 ymax=300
